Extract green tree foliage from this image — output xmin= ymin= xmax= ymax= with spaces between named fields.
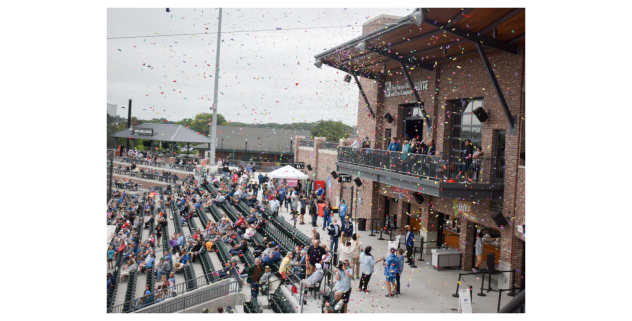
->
xmin=310 ymin=120 xmax=353 ymax=141
xmin=177 ymin=113 xmax=227 ymax=135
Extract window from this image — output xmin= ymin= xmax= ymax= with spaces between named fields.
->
xmin=404 ymin=105 xmax=424 ymax=119
xmin=450 ymin=99 xmax=483 ymax=161
xmin=385 ymin=129 xmax=392 ymax=149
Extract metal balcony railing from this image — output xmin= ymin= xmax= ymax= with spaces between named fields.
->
xmin=337 ymin=147 xmax=505 ymax=184
xmin=319 ymin=141 xmax=339 ymax=151
xmin=298 ymin=140 xmax=314 ymax=147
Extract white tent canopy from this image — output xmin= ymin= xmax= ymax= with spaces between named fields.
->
xmin=267 ymin=165 xmax=309 ymax=179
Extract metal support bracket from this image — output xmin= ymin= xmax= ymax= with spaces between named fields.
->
xmin=475 ymin=42 xmax=517 ymax=131
xmin=366 ymin=46 xmax=434 ymax=71
xmin=399 ymin=62 xmax=432 ymax=128
xmin=353 ymin=75 xmax=375 ymax=118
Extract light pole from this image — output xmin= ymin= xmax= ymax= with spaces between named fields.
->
xmin=209 ymin=8 xmax=223 ymax=166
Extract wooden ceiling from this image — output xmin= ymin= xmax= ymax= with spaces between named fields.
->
xmin=320 ymin=8 xmax=525 ymax=76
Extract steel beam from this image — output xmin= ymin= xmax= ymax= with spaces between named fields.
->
xmin=446 ymin=8 xmax=475 ymax=28
xmin=479 ymin=8 xmax=525 ymax=35
xmin=398 ymin=62 xmax=432 ymax=128
xmin=322 ymin=60 xmax=380 ymax=81
xmin=353 ymin=75 xmax=376 ymax=118
xmin=475 ymin=42 xmax=517 ymax=131
xmin=366 ymin=46 xmax=435 ymax=71
xmin=431 ymin=20 xmax=518 ymax=54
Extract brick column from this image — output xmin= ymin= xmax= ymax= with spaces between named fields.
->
xmin=459 ymin=219 xmax=477 ymax=271
xmin=294 ymin=135 xmax=305 ymax=162
xmin=419 ymin=196 xmax=440 ymax=254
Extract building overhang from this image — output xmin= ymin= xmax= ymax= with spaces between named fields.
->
xmin=336 ymin=162 xmax=504 ymax=200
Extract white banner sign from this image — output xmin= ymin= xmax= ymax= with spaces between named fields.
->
xmin=385 ymin=80 xmax=429 ymax=97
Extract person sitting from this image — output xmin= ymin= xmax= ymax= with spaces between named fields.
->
xmin=188 ymin=241 xmax=203 ymax=263
xmin=120 ymin=260 xmax=138 ymax=281
xmin=144 ymin=215 xmax=155 ymax=229
xmin=229 ymin=239 xmax=248 ymax=256
xmin=242 ymin=224 xmax=256 ymax=241
xmin=222 ymin=225 xmax=236 ymax=242
xmin=138 ymin=254 xmax=154 ymax=274
xmin=261 ymin=246 xmax=281 ymax=265
xmin=301 ymin=263 xmax=325 ymax=304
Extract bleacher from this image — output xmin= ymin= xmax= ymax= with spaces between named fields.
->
xmin=270 ymin=287 xmax=295 ymax=313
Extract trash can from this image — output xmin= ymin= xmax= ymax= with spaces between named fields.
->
xmin=357 ymin=218 xmax=367 ymax=231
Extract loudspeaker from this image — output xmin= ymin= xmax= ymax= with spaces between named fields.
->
xmin=353 ymin=177 xmax=363 ymax=187
xmin=413 ymin=192 xmax=425 ymax=204
xmin=487 ymin=253 xmax=496 ymax=272
xmin=307 ymin=164 xmax=313 ymax=171
xmin=473 ymin=107 xmax=489 ymax=122
xmin=384 ymin=113 xmax=394 ymax=123
xmin=330 ymin=171 xmax=338 ymax=179
xmin=491 ymin=211 xmax=509 ymax=228
xmin=344 ymin=75 xmax=352 ymax=83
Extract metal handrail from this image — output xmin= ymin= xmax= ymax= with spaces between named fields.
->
xmin=298 ymin=140 xmax=314 ymax=147
xmin=108 ymin=268 xmax=234 ymax=313
xmin=114 ymin=156 xmax=196 ymax=172
xmin=337 ymin=146 xmax=505 ymax=184
xmin=498 ymin=289 xmax=525 ymax=313
xmin=135 ymin=279 xmax=239 ymax=313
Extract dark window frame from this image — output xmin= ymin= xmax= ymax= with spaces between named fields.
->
xmin=449 ymin=98 xmax=484 ymax=162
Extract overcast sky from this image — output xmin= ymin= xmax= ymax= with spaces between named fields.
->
xmin=107 ymin=8 xmax=412 ymax=126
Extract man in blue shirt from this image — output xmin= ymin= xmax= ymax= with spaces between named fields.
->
xmin=387 ymin=137 xmax=401 ymax=172
xmin=262 ymin=247 xmax=282 ymax=265
xmin=316 ymin=186 xmax=324 ymax=201
xmin=278 ymin=188 xmax=286 ymax=211
xmin=341 ymin=217 xmax=354 ymax=245
xmin=405 ymin=225 xmax=415 ymax=265
xmin=339 ymin=200 xmax=348 ymax=221
xmin=387 ymin=137 xmax=400 ymax=152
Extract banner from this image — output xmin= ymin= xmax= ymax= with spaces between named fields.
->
xmin=392 ymin=186 xmax=410 ymax=197
xmin=286 ymin=179 xmax=297 ymax=187
xmin=454 ymin=201 xmax=474 ymax=219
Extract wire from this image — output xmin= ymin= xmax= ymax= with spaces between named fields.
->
xmin=107 ymin=24 xmax=388 ymax=40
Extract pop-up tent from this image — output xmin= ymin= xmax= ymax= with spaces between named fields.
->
xmin=267 ymin=165 xmax=309 ymax=179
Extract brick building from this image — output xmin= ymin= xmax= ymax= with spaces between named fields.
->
xmin=294 ymin=8 xmax=525 ymax=290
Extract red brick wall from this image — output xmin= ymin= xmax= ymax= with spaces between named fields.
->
xmin=515 ymin=166 xmax=525 ymax=241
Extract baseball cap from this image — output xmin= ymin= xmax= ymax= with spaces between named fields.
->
xmin=145 ymin=291 xmax=151 ymax=295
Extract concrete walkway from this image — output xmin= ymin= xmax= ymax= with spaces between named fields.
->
xmin=261 ymin=194 xmax=512 ymax=313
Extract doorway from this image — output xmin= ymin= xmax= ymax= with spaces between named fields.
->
xmin=384 ymin=128 xmax=392 ymax=149
xmin=405 ymin=202 xmax=421 ymax=233
xmin=404 ymin=105 xmax=424 ymax=142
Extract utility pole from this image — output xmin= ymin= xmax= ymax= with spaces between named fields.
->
xmin=209 ymin=8 xmax=223 ymax=166
xmin=126 ymin=99 xmax=132 ymax=150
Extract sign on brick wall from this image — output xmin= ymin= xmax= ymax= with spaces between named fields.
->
xmin=392 ymin=186 xmax=410 ymax=196
xmin=454 ymin=201 xmax=475 ymax=219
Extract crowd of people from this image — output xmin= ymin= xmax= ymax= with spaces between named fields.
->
xmin=108 ymin=159 xmax=416 ymax=314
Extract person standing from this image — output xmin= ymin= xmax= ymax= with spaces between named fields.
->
xmin=339 ymin=199 xmax=348 ymax=221
xmin=384 ymin=248 xmax=399 ymax=298
xmin=358 ymin=246 xmax=384 ymax=293
xmin=306 ymin=239 xmax=326 ymax=277
xmin=323 ymin=202 xmax=332 ymax=230
xmin=327 ymin=219 xmax=341 ymax=254
xmin=405 ymin=225 xmax=415 ymax=265
xmin=387 ymin=137 xmax=401 ymax=172
xmin=299 ymin=195 xmax=307 ymax=225
xmin=396 ymin=248 xmax=405 ymax=295
xmin=400 ymin=139 xmax=411 ymax=172
xmin=463 ymin=139 xmax=474 ymax=182
xmin=362 ymin=137 xmax=371 ymax=149
xmin=309 ymin=195 xmax=318 ymax=227
xmin=472 ymin=231 xmax=485 ymax=272
xmin=341 ymin=217 xmax=354 ymax=245
xmin=339 ymin=234 xmax=360 ymax=280
xmin=335 ymin=260 xmax=353 ymax=313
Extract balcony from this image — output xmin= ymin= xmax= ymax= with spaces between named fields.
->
xmin=336 ymin=147 xmax=505 ymax=200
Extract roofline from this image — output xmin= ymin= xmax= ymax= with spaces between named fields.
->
xmin=363 ymin=14 xmax=402 ymax=26
xmin=314 ymin=8 xmax=417 ymax=61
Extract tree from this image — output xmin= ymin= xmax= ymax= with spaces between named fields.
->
xmin=310 ymin=120 xmax=353 ymax=142
xmin=177 ymin=113 xmax=227 ymax=135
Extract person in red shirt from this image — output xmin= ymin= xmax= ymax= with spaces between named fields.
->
xmin=232 ymin=173 xmax=239 ymax=184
